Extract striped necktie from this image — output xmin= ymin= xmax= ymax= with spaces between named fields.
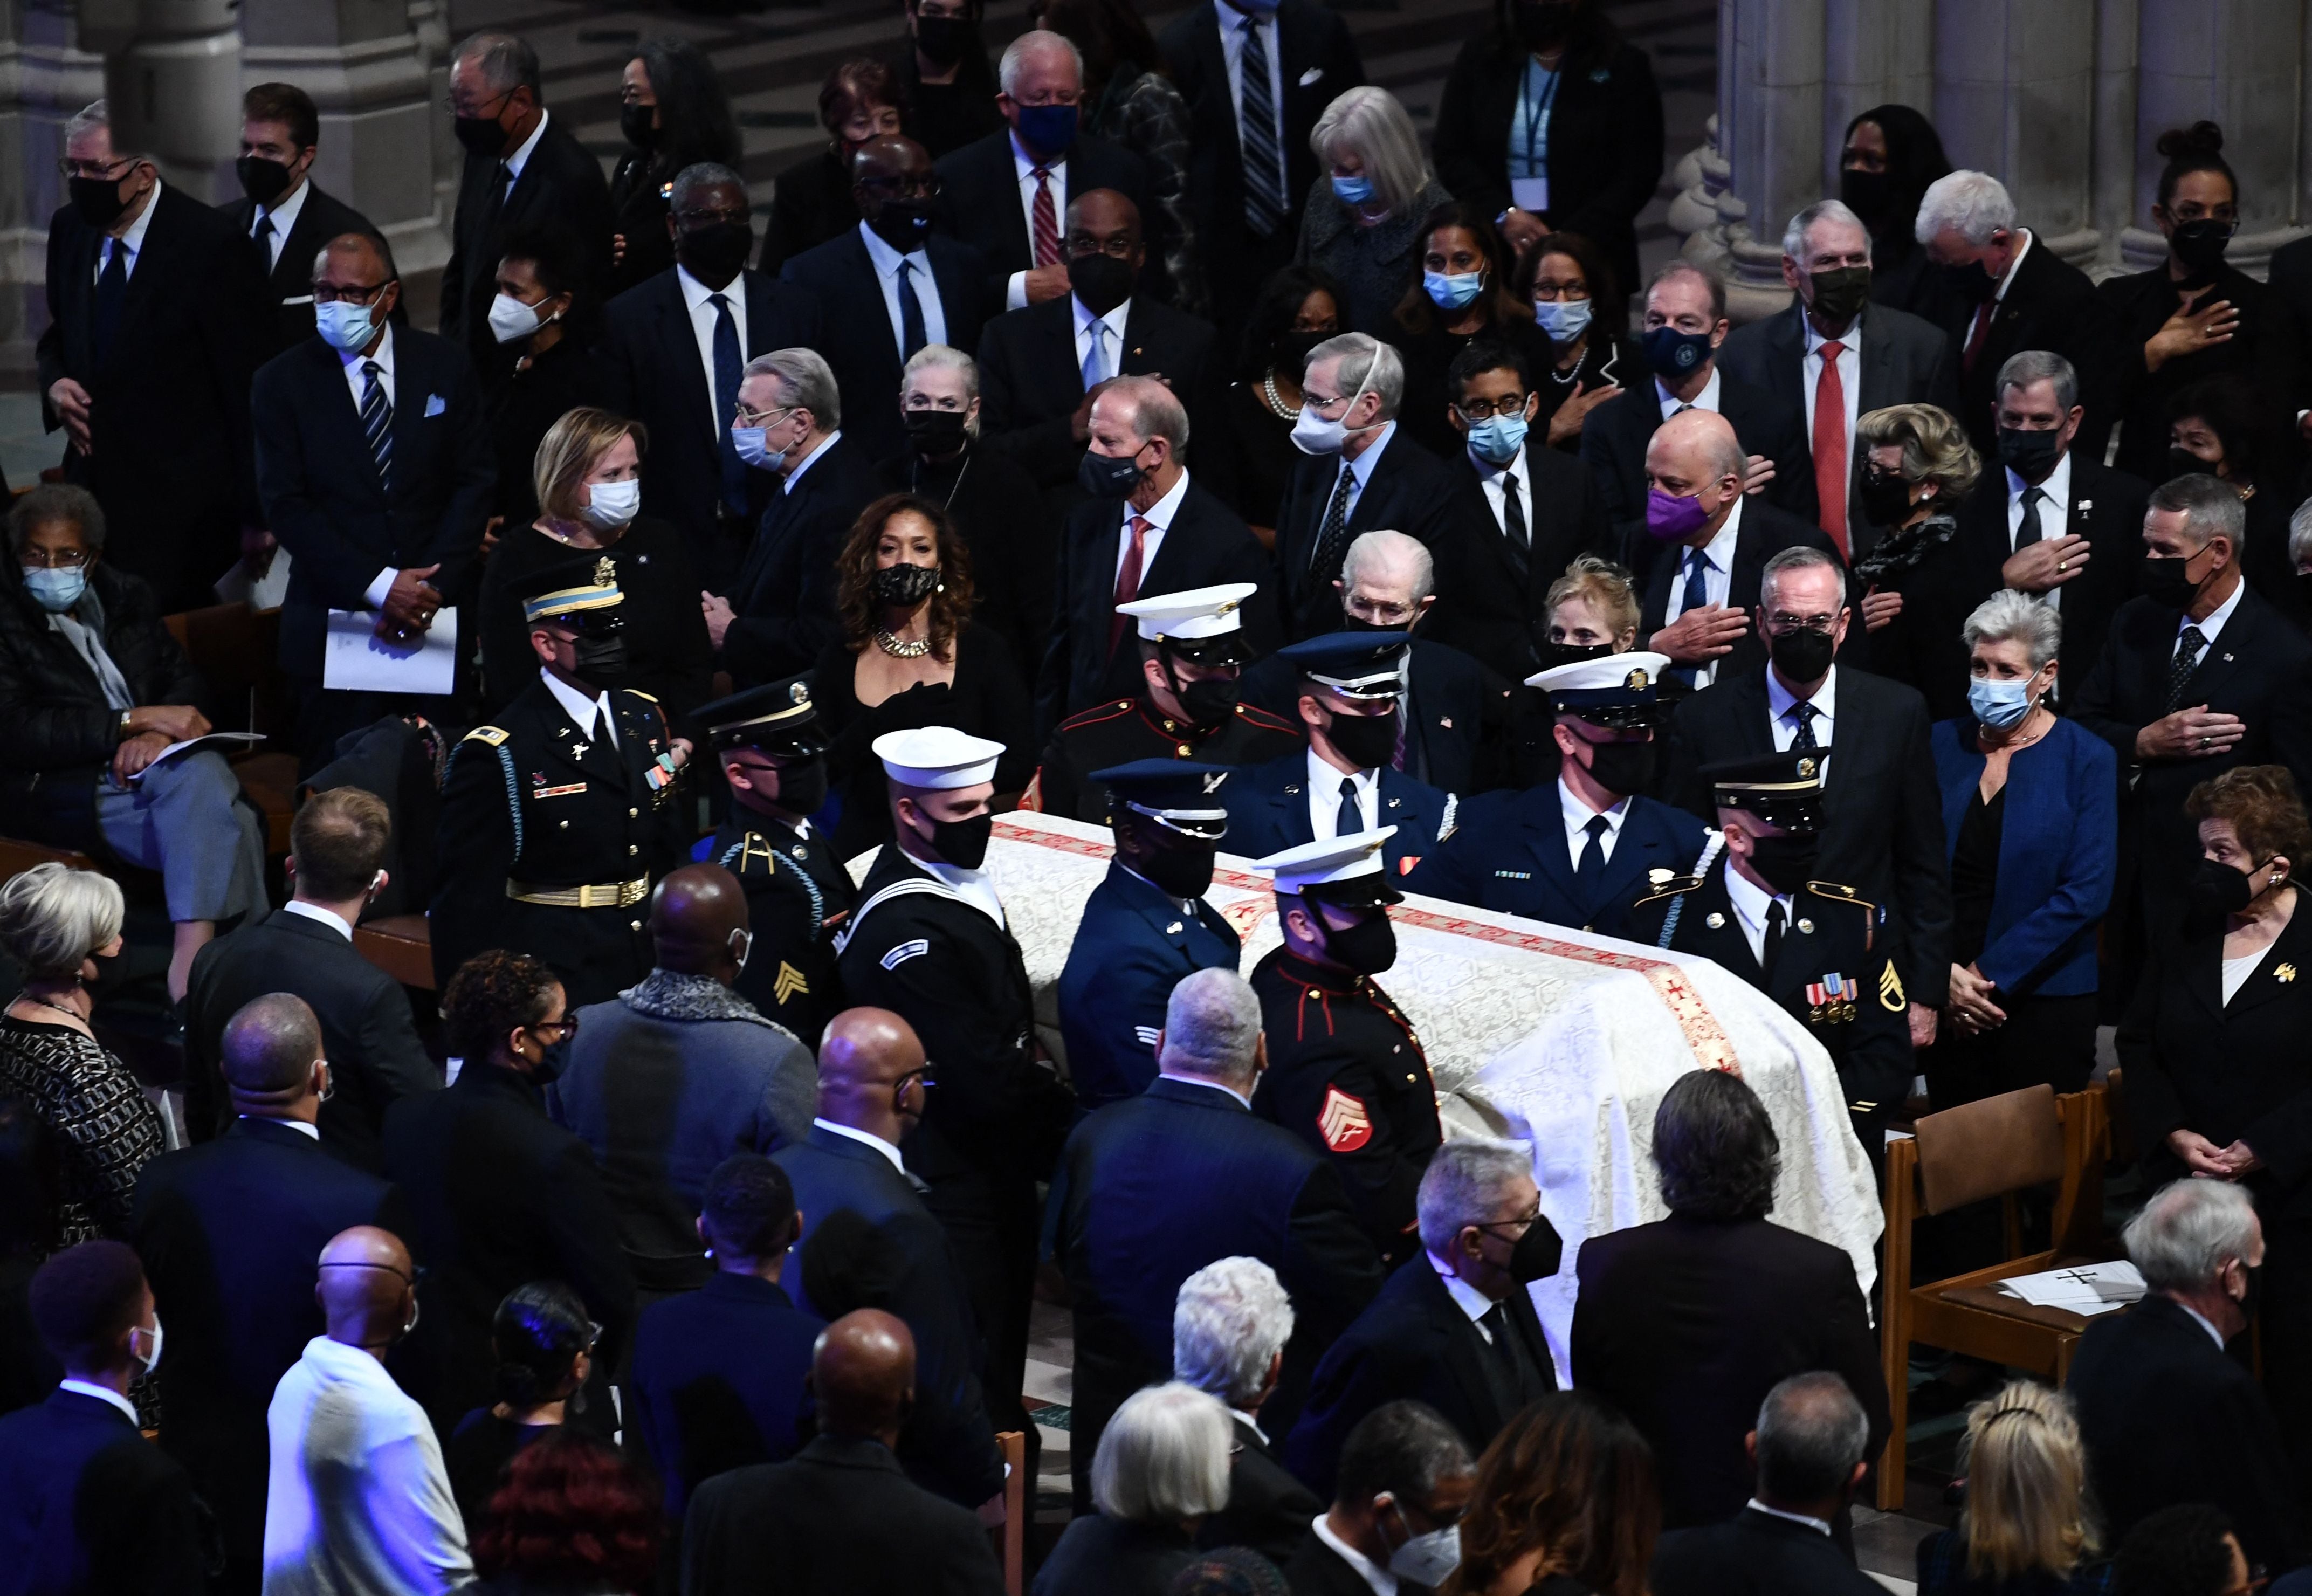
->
xmin=360 ymin=360 xmax=393 ymax=494
xmin=1238 ymin=17 xmax=1285 ymax=237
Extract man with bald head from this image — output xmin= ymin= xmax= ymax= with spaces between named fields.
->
xmin=780 ymin=133 xmax=992 ymax=465
xmin=254 ymin=226 xmax=495 ymax=768
xmin=773 ymin=1007 xmax=1004 ymax=1508
xmin=550 ymin=862 xmax=814 ymax=1301
xmin=134 ymin=994 xmax=405 ymax=1592
xmin=265 ymin=1226 xmax=470 ymax=1595
xmin=685 ymin=1308 xmax=1006 ymax=1596
xmin=1637 ymin=406 xmax=1844 ymax=692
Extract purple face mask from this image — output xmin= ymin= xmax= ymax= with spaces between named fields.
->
xmin=1646 ymin=485 xmax=1713 ymax=542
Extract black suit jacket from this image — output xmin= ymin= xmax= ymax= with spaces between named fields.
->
xmin=381 ymin=1062 xmax=636 ymax=1434
xmin=130 ymin=1118 xmax=402 ymax=1565
xmin=598 ymin=266 xmax=827 ymax=587
xmin=223 ymin=181 xmax=378 ymax=356
xmin=1715 ymin=301 xmax=1962 ymax=556
xmin=2067 ymin=1294 xmax=2304 ymax=1574
xmin=1636 ymin=500 xmax=1847 ymax=687
xmin=1037 ymin=476 xmax=1278 ymax=738
xmin=933 ymin=129 xmax=1155 ymax=306
xmin=37 ymin=185 xmax=273 ymax=610
xmin=1437 ymin=441 xmax=1615 ymax=680
xmin=1652 ymin=1506 xmax=1886 ymax=1596
xmin=251 ymin=327 xmax=496 ymax=680
xmin=1202 ymin=1416 xmax=1322 ymax=1566
xmin=1239 ymin=634 xmax=1494 ymax=794
xmin=1274 ymin=426 xmax=1469 ymax=643
xmin=780 ymin=228 xmax=990 ymax=467
xmin=685 ymin=1434 xmax=1008 ymax=1596
xmin=1663 ymin=663 xmax=1953 ymax=1003
xmin=2267 ymin=234 xmax=2312 ymax=415
xmin=439 ymin=113 xmax=614 ymax=368
xmin=1937 ymin=235 xmax=2122 ymax=463
xmin=182 ymin=909 xmax=438 ymax=1170
xmin=1286 ymin=1538 xmax=1434 ymax=1596
xmin=1286 ymin=1252 xmax=1558 ymax=1498
xmin=1571 ymin=1214 xmax=1890 ymax=1530
xmin=975 ymin=292 xmax=1222 ymax=497
xmin=722 ymin=433 xmax=886 ymax=689
xmin=0 ymin=1388 xmax=208 ymax=1596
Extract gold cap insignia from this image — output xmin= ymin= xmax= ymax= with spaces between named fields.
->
xmin=1797 ymin=756 xmax=1818 ymax=779
xmin=594 ymin=555 xmax=617 ymax=588
xmin=789 ymin=679 xmax=810 ymax=704
xmin=1625 ymin=666 xmax=1650 ymax=692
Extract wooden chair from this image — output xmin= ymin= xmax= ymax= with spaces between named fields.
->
xmin=1875 ymin=1082 xmax=2114 ymax=1509
xmin=0 ymin=837 xmax=96 ymax=878
xmin=352 ymin=913 xmax=434 ymax=992
xmin=996 ymin=1430 xmax=1027 ymax=1596
xmin=162 ymin=603 xmax=299 ymax=854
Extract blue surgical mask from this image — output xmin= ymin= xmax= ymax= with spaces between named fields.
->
xmin=314 ymin=300 xmax=377 ymax=354
xmin=1013 ymin=103 xmax=1078 ymax=160
xmin=1425 ymin=270 xmax=1485 ymax=311
xmin=1331 ymin=173 xmax=1374 ymax=207
xmin=1968 ymin=675 xmax=2039 ymax=730
xmin=732 ymin=425 xmax=785 ymax=473
xmin=21 ymin=566 xmax=86 ymax=613
xmin=1465 ymin=413 xmax=1529 ymax=467
xmin=1534 ymin=297 xmax=1595 ymax=343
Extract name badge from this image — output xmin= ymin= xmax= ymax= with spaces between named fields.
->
xmin=1511 ymin=176 xmax=1550 ymax=212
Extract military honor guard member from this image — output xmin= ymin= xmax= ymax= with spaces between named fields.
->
xmin=1057 ymin=760 xmax=1243 ymax=1110
xmin=694 ymin=673 xmax=856 ymax=1045
xmin=1409 ymin=652 xmax=1708 ymax=938
xmin=834 ymin=726 xmax=1076 ymax=1444
xmin=1222 ymin=632 xmax=1457 ymax=880
xmin=1033 ymin=582 xmax=1302 ymax=824
xmin=1248 ymin=829 xmax=1443 ymax=1268
xmin=1625 ymin=750 xmax=1912 ymax=1152
xmin=434 ymin=555 xmax=692 ymax=1001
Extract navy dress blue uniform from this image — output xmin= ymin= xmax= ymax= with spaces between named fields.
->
xmin=432 ymin=559 xmax=692 ymax=1002
xmin=1223 ymin=755 xmax=1454 ymax=880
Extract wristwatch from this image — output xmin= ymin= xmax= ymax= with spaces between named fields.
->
xmin=119 ymin=709 xmax=133 ymax=740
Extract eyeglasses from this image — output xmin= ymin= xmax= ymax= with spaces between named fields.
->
xmin=56 ymin=155 xmax=136 ymax=181
xmin=1455 ymin=395 xmax=1532 ymax=422
xmin=893 ymin=1065 xmax=938 ymax=1095
xmin=1471 ymin=1207 xmax=1544 ymax=1239
xmin=313 ymin=280 xmax=394 ymax=306
xmin=20 ymin=548 xmax=91 ymax=570
xmin=735 ymin=402 xmax=795 ymax=428
xmin=676 ymin=207 xmax=749 ymax=229
xmin=444 ymin=87 xmax=513 ymax=118
xmin=528 ymin=1017 xmax=580 ymax=1043
xmin=1067 ymin=235 xmax=1136 ymax=260
xmin=859 ymin=174 xmax=943 ymax=201
xmin=1764 ymin=614 xmax=1839 ymax=636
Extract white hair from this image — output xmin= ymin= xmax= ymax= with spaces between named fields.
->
xmin=1414 ymin=1139 xmax=1531 ymax=1256
xmin=999 ymin=30 xmax=1082 ymax=96
xmin=1341 ymin=530 xmax=1435 ymax=604
xmin=742 ymin=347 xmax=840 ymax=431
xmin=1760 ymin=545 xmax=1849 ymax=610
xmin=1915 ymin=170 xmax=2017 ymax=247
xmin=0 ymin=863 xmax=123 ymax=979
xmin=1174 ymin=1257 xmax=1296 ymax=1407
xmin=1782 ymin=200 xmax=1869 ymax=262
xmin=1962 ymin=590 xmax=2062 ymax=671
xmin=1157 ymin=968 xmax=1262 ymax=1087
xmin=2125 ymin=1178 xmax=2258 ymax=1293
xmin=2290 ymin=499 xmax=2312 ymax=573
xmin=1309 ymin=87 xmax=1431 ymax=219
xmin=902 ymin=344 xmax=980 ymax=439
xmin=64 ymin=99 xmax=111 ymax=148
xmin=1305 ymin=332 xmax=1406 ymax=418
xmin=1091 ymin=1382 xmax=1234 ymax=1522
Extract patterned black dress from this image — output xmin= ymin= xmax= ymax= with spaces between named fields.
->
xmin=0 ymin=1012 xmax=165 ymax=1250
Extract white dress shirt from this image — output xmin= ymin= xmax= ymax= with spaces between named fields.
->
xmin=1311 ymin=1514 xmax=1398 ymax=1596
xmin=1474 ymin=441 xmax=1535 ymax=542
xmin=58 ymin=1378 xmax=140 ymax=1426
xmin=2178 ymin=1299 xmax=2230 ymax=1349
xmin=1766 ymin=661 xmax=1837 ymax=784
xmin=1559 ymin=779 xmax=1629 ymax=867
xmin=94 ymin=178 xmax=161 ymax=283
xmin=1117 ymin=466 xmax=1192 ymax=586
xmin=1663 ymin=496 xmax=1744 ymax=688
xmin=1745 ymin=1499 xmax=1833 ymax=1536
xmin=504 ymin=108 xmax=550 ymax=185
xmin=251 ymin=176 xmax=309 ymax=272
xmin=1657 ymin=366 xmax=1722 ymax=418
xmin=921 ymin=857 xmax=1007 ymax=926
xmin=1723 ymin=858 xmax=1795 ymax=969
xmin=1319 ymin=419 xmax=1398 ymax=529
xmin=1799 ymin=313 xmax=1861 ymax=469
xmin=857 ymin=220 xmax=947 ymax=355
xmin=239 ymin=1114 xmax=321 ymax=1140
xmin=341 ymin=325 xmax=405 ymax=608
xmin=282 ymin=900 xmax=356 ymax=940
xmin=540 ymin=666 xmax=618 ymax=750
xmin=1006 ymin=135 xmax=1068 ymax=311
xmin=1992 ymin=228 xmax=2033 ymax=305
xmin=1306 ymin=747 xmax=1379 ymax=840
xmin=1424 ymin=1251 xmax=1496 ymax=1340
xmin=1217 ymin=6 xmax=1287 ymax=173
xmin=813 ymin=1116 xmax=908 ymax=1175
xmin=1157 ymin=1070 xmax=1253 ymax=1109
xmin=1074 ymin=293 xmax=1132 ymax=388
xmin=2180 ymin=575 xmax=2245 ymax=650
xmin=678 ymin=264 xmax=749 ymax=437
xmin=784 ymin=429 xmax=840 ymax=493
xmin=2005 ymin=450 xmax=2073 ymax=612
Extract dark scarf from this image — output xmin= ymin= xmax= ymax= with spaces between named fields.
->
xmin=1853 ymin=510 xmax=1959 ymax=588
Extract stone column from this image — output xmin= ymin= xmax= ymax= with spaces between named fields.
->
xmin=1932 ymin=0 xmax=2100 ymax=263
xmin=0 ymin=0 xmax=106 ymax=381
xmin=1701 ymin=0 xmax=1827 ymax=319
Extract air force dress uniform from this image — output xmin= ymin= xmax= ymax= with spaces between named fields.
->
xmin=694 ymin=675 xmax=855 ymax=1045
xmin=1034 ymin=582 xmax=1302 ymax=823
xmin=1058 ymin=760 xmax=1243 ymax=1110
xmin=1410 ymin=652 xmax=1707 ymax=936
xmin=434 ymin=557 xmax=690 ymax=1002
xmin=1248 ymin=829 xmax=1442 ymax=1269
xmin=1624 ymin=751 xmax=1912 ymax=1151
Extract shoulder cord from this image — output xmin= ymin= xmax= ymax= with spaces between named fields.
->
xmin=1657 ymin=830 xmax=1725 ymax=950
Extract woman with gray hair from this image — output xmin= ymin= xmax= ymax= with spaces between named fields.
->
xmin=1850 ymin=402 xmax=1981 ymax=718
xmin=1296 ymin=87 xmax=1453 ymax=337
xmin=1922 ymin=590 xmax=2116 ymax=1111
xmin=1035 ymin=1380 xmax=1235 ymax=1595
xmin=0 ymin=482 xmax=267 ymax=1003
xmin=0 ymin=863 xmax=166 ymax=1250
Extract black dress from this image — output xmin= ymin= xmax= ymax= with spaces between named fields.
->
xmin=894 ymin=47 xmax=1004 ymax=162
xmin=2240 ymin=482 xmax=2308 ymax=632
xmin=485 ymin=338 xmax=609 ymax=528
xmin=1207 ymin=378 xmax=1304 ymax=533
xmin=1394 ymin=314 xmax=1560 ymax=460
xmin=813 ymin=622 xmax=1035 ymax=861
xmin=0 ymin=1015 xmax=164 ymax=1251
xmin=476 ymin=518 xmax=714 ymax=728
xmin=875 ymin=444 xmax=1059 ymax=681
xmin=607 ymin=151 xmax=677 ymax=299
xmin=1531 ymin=328 xmax=1642 ymax=456
xmin=759 ymin=148 xmax=856 ymax=276
xmin=2097 ymin=264 xmax=2301 ymax=486
xmin=1850 ymin=511 xmax=1973 ymax=721
xmin=444 ymin=1408 xmax=555 ymax=1540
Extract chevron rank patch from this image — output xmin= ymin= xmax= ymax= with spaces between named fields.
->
xmin=1318 ymin=1086 xmax=1373 ymax=1152
xmin=1134 ymin=1026 xmax=1162 ymax=1047
xmin=880 ymin=939 xmax=930 ymax=971
xmin=772 ymin=962 xmax=810 ymax=1004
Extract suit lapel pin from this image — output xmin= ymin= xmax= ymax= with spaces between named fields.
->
xmin=2279 ymin=963 xmax=2298 ymax=983
xmin=1166 ymin=921 xmax=1184 ymax=935
xmin=2224 ymin=652 xmax=2235 ymax=663
xmin=1440 ymin=717 xmax=1453 ymax=729
xmin=1705 ymin=911 xmax=1726 ymax=928
xmin=1797 ymin=918 xmax=1815 ymax=934
xmin=2077 ymin=500 xmax=2093 ymax=512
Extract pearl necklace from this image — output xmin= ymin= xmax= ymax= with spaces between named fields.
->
xmin=874 ymin=629 xmax=932 ymax=659
xmin=1261 ymin=369 xmax=1302 ymax=420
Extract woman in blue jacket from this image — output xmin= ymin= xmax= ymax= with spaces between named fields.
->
xmin=1924 ymin=590 xmax=2117 ymax=1106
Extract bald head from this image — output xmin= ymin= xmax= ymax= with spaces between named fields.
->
xmin=813 ymin=1308 xmax=916 ymax=1442
xmin=817 ymin=1008 xmax=927 ymax=1146
xmin=851 ymin=134 xmax=930 ymax=189
xmin=316 ymin=1226 xmax=416 ymax=1354
xmin=221 ymin=993 xmax=326 ymax=1116
xmin=649 ymin=863 xmax=750 ymax=982
xmin=1644 ymin=408 xmax=1747 ymax=542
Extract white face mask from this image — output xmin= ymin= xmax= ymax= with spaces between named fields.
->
xmin=1291 ymin=380 xmax=1381 ymax=457
xmin=132 ymin=1316 xmax=164 ymax=1375
xmin=1387 ymin=1520 xmax=1461 ymax=1586
xmin=582 ymin=478 xmax=642 ymax=531
xmin=488 ymin=292 xmax=547 ymax=344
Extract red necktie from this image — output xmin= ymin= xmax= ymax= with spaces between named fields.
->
xmin=1108 ymin=515 xmax=1151 ymax=655
xmin=1813 ymin=339 xmax=1849 ymax=558
xmin=1963 ymin=300 xmax=1997 ymax=373
xmin=1031 ymin=166 xmax=1061 ymax=269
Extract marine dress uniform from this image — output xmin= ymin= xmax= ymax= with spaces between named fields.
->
xmin=1035 ymin=582 xmax=1301 ymax=823
xmin=1249 ymin=829 xmax=1443 ymax=1268
xmin=434 ymin=558 xmax=690 ymax=1002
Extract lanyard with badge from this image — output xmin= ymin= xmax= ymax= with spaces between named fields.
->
xmin=1510 ymin=59 xmax=1560 ymax=210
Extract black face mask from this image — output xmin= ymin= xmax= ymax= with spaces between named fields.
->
xmin=1507 ymin=1215 xmax=1564 ymax=1283
xmin=2296 ymin=570 xmax=2312 ymax=617
xmin=1996 ymin=425 xmax=2065 ymax=483
xmin=68 ymin=175 xmax=131 ymax=230
xmin=873 ymin=562 xmax=941 ymax=606
xmin=572 ymin=632 xmax=630 ymax=687
xmin=677 ymin=220 xmax=754 ymax=289
xmin=1540 ymin=639 xmax=1616 ymax=670
xmin=1275 ymin=329 xmax=1329 ymax=378
xmin=2234 ymin=1261 xmax=2266 ymax=1329
xmin=620 ymin=101 xmax=657 ymax=150
xmin=1514 ymin=0 xmax=1576 ymax=52
xmin=2187 ymin=856 xmax=2263 ymax=921
xmin=1839 ymin=167 xmax=1891 ymax=230
xmin=1068 ymin=252 xmax=1135 ymax=316
xmin=529 ymin=1034 xmax=574 ymax=1083
xmin=2139 ymin=552 xmax=2204 ymax=609
xmin=1768 ymin=625 xmax=1835 ymax=683
xmin=1341 ymin=613 xmax=1400 ymax=635
xmin=1943 ymin=259 xmax=1998 ymax=305
xmin=914 ymin=13 xmax=977 ymax=68
xmin=236 ymin=155 xmax=294 ymax=208
xmin=905 ymin=409 xmax=970 ymax=456
xmin=1324 ymin=706 xmax=1401 ymax=771
xmin=1580 ymin=737 xmax=1655 ymax=796
xmin=1807 ymin=265 xmax=1871 ymax=328
xmin=1857 ymin=466 xmax=1916 ymax=528
xmin=1176 ymin=671 xmax=1242 ymax=729
xmin=1078 ymin=446 xmax=1146 ymax=499
xmin=1319 ymin=906 xmax=1397 ymax=974
xmin=1133 ymin=836 xmax=1217 ymax=900
xmin=871 ymin=201 xmax=937 ymax=255
xmin=453 ymin=113 xmax=510 ymax=159
xmin=2170 ymin=218 xmax=2233 ymax=276
xmin=769 ymin=756 xmax=828 ymax=817
xmin=926 ymin=810 xmax=994 ymax=870
xmin=2169 ymin=446 xmax=2218 ymax=483
xmin=1746 ymin=831 xmax=1821 ymax=896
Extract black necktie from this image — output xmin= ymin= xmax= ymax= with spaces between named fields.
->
xmin=710 ymin=292 xmax=747 ymax=517
xmin=1311 ymin=463 xmax=1355 ymax=586
xmin=1500 ymin=469 xmax=1530 ymax=551
xmin=1787 ymin=700 xmax=1819 ymax=751
xmin=1763 ymin=898 xmax=1787 ymax=972
xmin=360 ymin=360 xmax=394 ymax=494
xmin=1238 ymin=17 xmax=1285 ymax=237
xmin=1669 ymin=548 xmax=1711 ymax=687
xmin=1574 ymin=814 xmax=1608 ymax=896
xmin=1336 ymin=776 xmax=1360 ymax=838
xmin=2017 ymin=485 xmax=2049 ymax=550
xmin=93 ymin=240 xmax=128 ymax=363
xmin=478 ymin=160 xmax=513 ymax=241
xmin=895 ymin=258 xmax=928 ymax=360
xmin=2168 ymin=625 xmax=2207 ymax=713
xmin=252 ymin=212 xmax=276 ymax=267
